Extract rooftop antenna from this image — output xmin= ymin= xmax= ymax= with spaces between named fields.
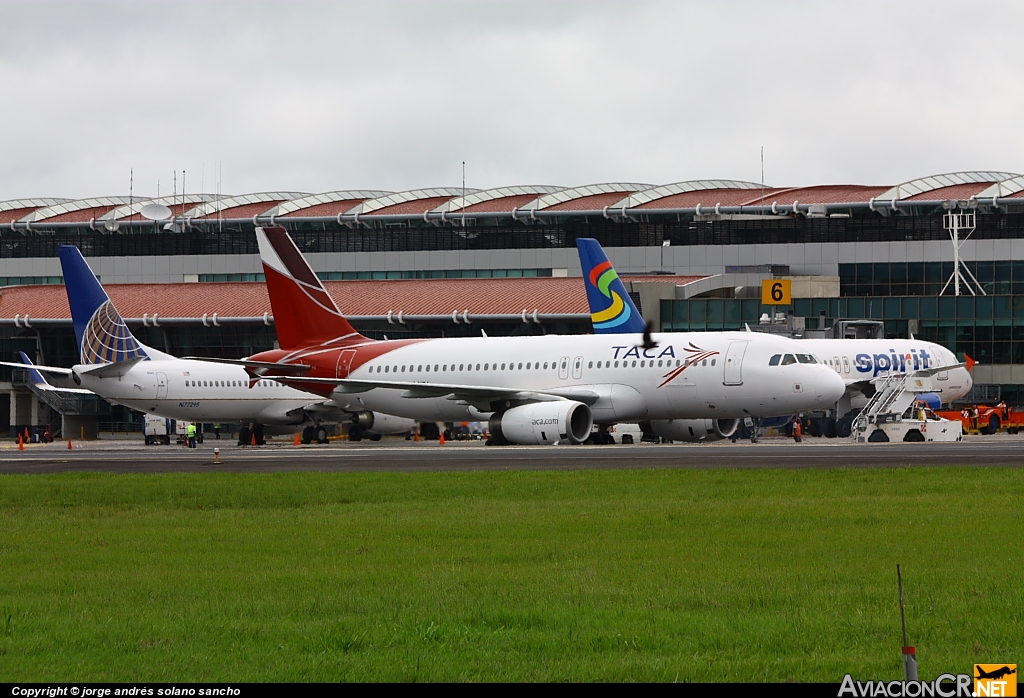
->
xmin=462 ymin=160 xmax=466 ymax=228
xmin=760 ymin=146 xmax=765 ymax=212
xmin=129 ymin=168 xmax=133 ymax=223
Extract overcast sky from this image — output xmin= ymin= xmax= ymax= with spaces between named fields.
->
xmin=2 ymin=0 xmax=1022 ymax=200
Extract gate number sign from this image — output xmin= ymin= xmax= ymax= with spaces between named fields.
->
xmin=761 ymin=279 xmax=791 ymax=305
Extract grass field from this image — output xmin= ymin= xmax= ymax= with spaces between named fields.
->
xmin=0 ymin=467 xmax=1021 ymax=682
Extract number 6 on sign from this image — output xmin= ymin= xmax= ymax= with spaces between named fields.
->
xmin=761 ymin=279 xmax=791 ymax=305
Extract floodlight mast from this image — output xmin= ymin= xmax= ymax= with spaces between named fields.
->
xmin=939 ymin=203 xmax=985 ymax=296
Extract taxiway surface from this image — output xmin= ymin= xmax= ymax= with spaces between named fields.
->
xmin=1 ymin=435 xmax=1022 ymax=474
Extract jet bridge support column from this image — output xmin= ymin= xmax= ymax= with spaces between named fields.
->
xmin=9 ymin=389 xmax=32 ymax=439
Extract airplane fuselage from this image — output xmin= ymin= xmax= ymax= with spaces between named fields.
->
xmin=250 ymin=331 xmax=847 ymax=423
xmin=74 ymin=356 xmax=315 ymax=425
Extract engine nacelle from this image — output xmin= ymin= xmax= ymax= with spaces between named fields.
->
xmin=351 ymin=410 xmax=417 ymax=435
xmin=649 ymin=418 xmax=740 ymax=443
xmin=490 ymin=401 xmax=593 ymax=445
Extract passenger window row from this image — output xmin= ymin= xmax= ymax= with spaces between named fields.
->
xmin=369 ymin=361 xmax=555 ymax=374
xmin=186 ymin=379 xmax=280 ymax=388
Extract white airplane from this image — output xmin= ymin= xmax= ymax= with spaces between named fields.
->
xmin=0 ymin=246 xmax=415 ymax=444
xmin=575 ymin=237 xmax=974 ymax=440
xmin=220 ymin=227 xmax=846 ymax=446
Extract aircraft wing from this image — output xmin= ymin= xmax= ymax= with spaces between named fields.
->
xmin=182 ymin=356 xmax=313 ymax=374
xmin=273 ymin=375 xmax=600 ymax=407
xmin=0 ymin=360 xmax=73 ymax=376
xmin=79 ymin=357 xmax=147 ymax=378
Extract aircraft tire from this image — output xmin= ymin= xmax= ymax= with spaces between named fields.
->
xmin=823 ymin=417 xmax=837 ymax=438
xmin=835 ymin=417 xmax=853 ymax=438
xmin=301 ymin=426 xmax=314 ymax=445
xmin=316 ymin=426 xmax=329 ymax=444
xmin=349 ymin=425 xmax=364 ymax=442
xmin=368 ymin=433 xmax=382 ymax=442
xmin=808 ymin=419 xmax=824 ymax=438
xmin=238 ymin=426 xmax=250 ymax=446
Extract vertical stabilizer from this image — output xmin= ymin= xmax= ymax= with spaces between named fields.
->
xmin=256 ymin=227 xmax=366 ymax=349
xmin=576 ymin=238 xmax=647 ymax=333
xmin=58 ymin=246 xmax=149 ymax=365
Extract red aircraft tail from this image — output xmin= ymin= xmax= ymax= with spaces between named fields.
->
xmin=256 ymin=226 xmax=367 ymax=349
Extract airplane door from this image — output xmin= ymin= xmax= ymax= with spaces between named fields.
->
xmin=723 ymin=341 xmax=748 ymax=385
xmin=572 ymin=356 xmax=583 ymax=380
xmin=336 ymin=349 xmax=357 ymax=378
xmin=558 ymin=356 xmax=570 ymax=380
xmin=156 ymin=372 xmax=168 ymax=399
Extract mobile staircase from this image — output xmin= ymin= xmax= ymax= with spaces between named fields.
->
xmin=852 ymin=366 xmax=965 ymax=443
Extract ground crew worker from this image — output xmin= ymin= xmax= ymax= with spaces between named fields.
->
xmin=214 ymin=423 xmax=221 ymax=440
xmin=792 ymin=416 xmax=803 ymax=443
xmin=187 ymin=422 xmax=197 ymax=449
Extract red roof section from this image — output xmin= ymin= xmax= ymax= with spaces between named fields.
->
xmin=546 ymin=192 xmax=635 ymax=212
xmin=0 ymin=275 xmax=704 ymax=320
xmin=280 ymin=200 xmax=368 ymax=217
xmin=3 ymin=206 xmax=47 ymax=222
xmin=905 ymin=183 xmax=992 ymax=201
xmin=373 ymin=196 xmax=455 ymax=216
xmin=45 ymin=205 xmax=120 ymax=223
xmin=198 ymin=201 xmax=286 ymax=220
xmin=462 ymin=194 xmax=542 ymax=213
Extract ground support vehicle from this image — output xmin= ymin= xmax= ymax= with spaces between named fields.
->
xmin=935 ymin=402 xmax=1024 ymax=435
xmin=144 ymin=415 xmax=172 ymax=445
xmin=852 ymin=369 xmax=964 ymax=443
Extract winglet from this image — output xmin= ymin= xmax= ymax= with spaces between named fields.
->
xmin=18 ymin=351 xmax=49 ymax=387
xmin=575 ymin=238 xmax=647 ymax=334
xmin=256 ymin=227 xmax=368 ymax=349
xmin=58 ymin=246 xmax=148 ymax=365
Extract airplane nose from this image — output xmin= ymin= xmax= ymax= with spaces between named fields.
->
xmin=814 ymin=368 xmax=846 ymax=403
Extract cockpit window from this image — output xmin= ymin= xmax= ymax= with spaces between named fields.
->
xmin=795 ymin=354 xmax=817 ymax=364
xmin=781 ymin=354 xmax=797 ymax=366
xmin=769 ymin=354 xmax=781 ymax=366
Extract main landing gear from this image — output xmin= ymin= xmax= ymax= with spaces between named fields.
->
xmin=238 ymin=423 xmax=265 ymax=446
xmin=301 ymin=426 xmax=330 ymax=445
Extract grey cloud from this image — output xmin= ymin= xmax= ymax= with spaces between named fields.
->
xmin=2 ymin=0 xmax=1023 ymax=200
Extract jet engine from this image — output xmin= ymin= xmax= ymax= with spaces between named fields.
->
xmin=350 ymin=410 xmax=417 ymax=435
xmin=648 ymin=418 xmax=740 ymax=443
xmin=489 ymin=401 xmax=593 ymax=445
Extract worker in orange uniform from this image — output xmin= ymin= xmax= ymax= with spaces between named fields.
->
xmin=792 ymin=416 xmax=803 ymax=443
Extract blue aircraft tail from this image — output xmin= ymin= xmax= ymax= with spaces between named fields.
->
xmin=58 ymin=245 xmax=148 ymax=365
xmin=18 ymin=351 xmax=50 ymax=387
xmin=576 ymin=238 xmax=647 ymax=333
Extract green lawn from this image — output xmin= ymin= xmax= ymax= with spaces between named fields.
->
xmin=0 ymin=468 xmax=1020 ymax=682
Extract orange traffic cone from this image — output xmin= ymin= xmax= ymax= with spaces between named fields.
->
xmin=439 ymin=432 xmax=446 ymax=445
xmin=414 ymin=432 xmax=419 ymax=442
xmin=293 ymin=432 xmax=301 ymax=447
xmin=67 ymin=439 xmax=73 ymax=450
xmin=18 ymin=435 xmax=24 ymax=451
xmin=251 ymin=433 xmax=258 ymax=447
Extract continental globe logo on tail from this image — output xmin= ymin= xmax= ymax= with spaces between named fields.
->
xmin=80 ymin=300 xmax=147 ymax=365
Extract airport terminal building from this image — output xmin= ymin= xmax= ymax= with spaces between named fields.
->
xmin=3 ymin=170 xmax=1024 ymax=435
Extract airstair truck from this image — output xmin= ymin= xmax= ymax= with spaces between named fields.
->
xmin=852 ymin=366 xmax=964 ymax=443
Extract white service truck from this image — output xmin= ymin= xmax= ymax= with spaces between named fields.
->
xmin=144 ymin=415 xmax=172 ymax=445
